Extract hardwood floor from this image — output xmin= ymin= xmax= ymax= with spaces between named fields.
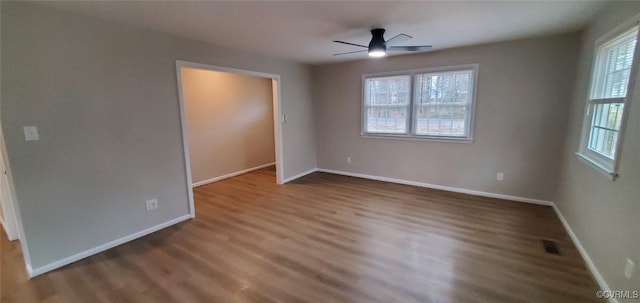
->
xmin=1 ymin=168 xmax=602 ymax=302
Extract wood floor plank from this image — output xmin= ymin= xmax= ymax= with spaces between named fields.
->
xmin=1 ymin=168 xmax=602 ymax=302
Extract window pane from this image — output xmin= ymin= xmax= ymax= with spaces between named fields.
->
xmin=364 ymin=75 xmax=410 ymax=134
xmin=588 ymin=103 xmax=624 ymax=158
xmin=592 ymin=26 xmax=638 ymax=99
xmin=415 ymin=105 xmax=467 ymax=136
xmin=366 ymin=106 xmax=408 ymax=134
xmin=365 ymin=76 xmax=410 ymax=105
xmin=414 ymin=70 xmax=473 ymax=137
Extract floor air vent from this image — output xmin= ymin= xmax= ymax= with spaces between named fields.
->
xmin=542 ymin=240 xmax=560 ymax=255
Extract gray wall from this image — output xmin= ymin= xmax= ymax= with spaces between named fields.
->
xmin=1 ymin=2 xmax=316 ymax=270
xmin=181 ymin=68 xmax=275 ymax=184
xmin=556 ymin=1 xmax=640 ymax=297
xmin=312 ymin=33 xmax=580 ymax=201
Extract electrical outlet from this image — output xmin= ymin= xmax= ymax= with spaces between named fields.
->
xmin=496 ymin=172 xmax=504 ymax=181
xmin=347 ymin=156 xmax=352 ymax=164
xmin=146 ymin=199 xmax=158 ymax=210
xmin=624 ymin=258 xmax=635 ymax=279
xmin=23 ymin=126 xmax=39 ymax=141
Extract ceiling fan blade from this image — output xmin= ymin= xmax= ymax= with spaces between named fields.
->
xmin=333 ymin=40 xmax=368 ymax=48
xmin=385 ymin=33 xmax=412 ymax=46
xmin=333 ymin=50 xmax=368 ymax=56
xmin=388 ymin=45 xmax=433 ymax=52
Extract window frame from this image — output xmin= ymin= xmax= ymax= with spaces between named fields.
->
xmin=577 ymin=18 xmax=640 ymax=179
xmin=361 ymin=64 xmax=479 ymax=143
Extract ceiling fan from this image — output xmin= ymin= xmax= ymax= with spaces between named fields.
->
xmin=333 ymin=28 xmax=432 ymax=58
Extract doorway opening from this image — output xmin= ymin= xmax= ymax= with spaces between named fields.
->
xmin=175 ymin=61 xmax=283 ymax=217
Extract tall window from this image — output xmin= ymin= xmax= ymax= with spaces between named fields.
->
xmin=363 ymin=65 xmax=478 ymax=141
xmin=579 ymin=24 xmax=639 ymax=176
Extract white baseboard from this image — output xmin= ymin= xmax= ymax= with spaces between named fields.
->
xmin=552 ymin=204 xmax=616 ymax=303
xmin=282 ymin=168 xmax=318 ymax=184
xmin=317 ymin=168 xmax=553 ymax=206
xmin=192 ymin=162 xmax=275 ymax=187
xmin=28 ymin=214 xmax=192 ymax=278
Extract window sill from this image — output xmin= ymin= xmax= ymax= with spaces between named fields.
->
xmin=575 ymin=152 xmax=618 ymax=180
xmin=361 ymin=134 xmax=474 ymax=144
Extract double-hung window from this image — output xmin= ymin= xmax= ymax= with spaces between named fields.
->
xmin=578 ymin=23 xmax=639 ymax=177
xmin=363 ymin=64 xmax=478 ymax=141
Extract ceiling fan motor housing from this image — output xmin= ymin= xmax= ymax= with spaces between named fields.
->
xmin=369 ymin=28 xmax=387 ymax=52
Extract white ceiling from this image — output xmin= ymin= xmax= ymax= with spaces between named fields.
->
xmin=36 ymin=1 xmax=607 ymax=64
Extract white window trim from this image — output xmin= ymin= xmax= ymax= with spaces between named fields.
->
xmin=361 ymin=64 xmax=479 ymax=142
xmin=577 ymin=15 xmax=640 ymax=180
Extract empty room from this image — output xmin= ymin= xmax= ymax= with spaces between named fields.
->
xmin=0 ymin=1 xmax=638 ymax=303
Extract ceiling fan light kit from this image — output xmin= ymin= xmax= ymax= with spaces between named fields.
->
xmin=368 ymin=49 xmax=386 ymax=57
xmin=333 ymin=28 xmax=432 ymax=58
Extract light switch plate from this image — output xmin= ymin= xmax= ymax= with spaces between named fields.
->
xmin=23 ymin=126 xmax=39 ymax=141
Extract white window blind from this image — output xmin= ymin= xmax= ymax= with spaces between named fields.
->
xmin=591 ymin=27 xmax=638 ymax=100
